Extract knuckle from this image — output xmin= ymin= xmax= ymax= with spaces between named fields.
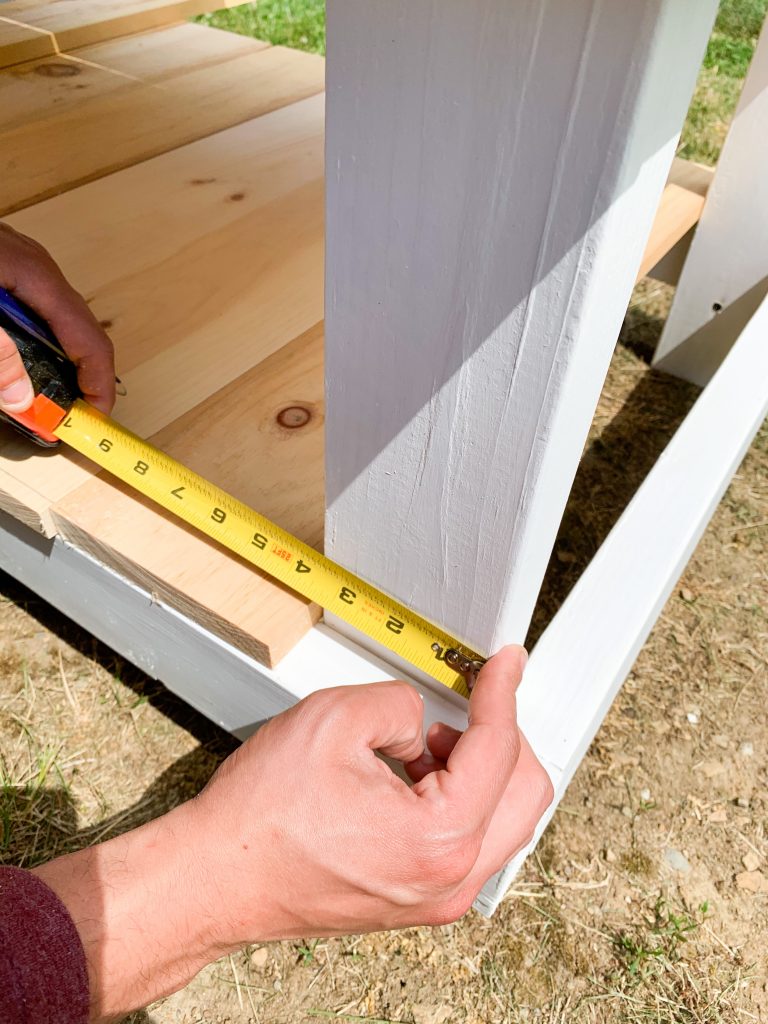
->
xmin=394 ymin=680 xmax=423 ymax=718
xmin=532 ymin=766 xmax=555 ymax=815
xmin=412 ymin=824 xmax=482 ymax=890
xmin=298 ymin=687 xmax=354 ymax=735
xmin=428 ymin=888 xmax=476 ymax=926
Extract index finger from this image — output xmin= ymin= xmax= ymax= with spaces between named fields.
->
xmin=414 ymin=645 xmax=527 ymax=830
xmin=9 ymin=244 xmax=116 ymax=413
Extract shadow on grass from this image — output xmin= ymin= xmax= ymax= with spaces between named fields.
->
xmin=0 ymin=568 xmax=237 ymax=755
xmin=527 ymin=332 xmax=701 ymax=649
xmin=0 ymin=736 xmax=238 ymax=1023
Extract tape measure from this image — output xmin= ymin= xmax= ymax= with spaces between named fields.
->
xmin=0 ymin=288 xmax=484 ymax=697
xmin=52 ymin=401 xmax=483 ymax=696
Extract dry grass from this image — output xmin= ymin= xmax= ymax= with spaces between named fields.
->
xmin=2 ymin=287 xmax=766 ymax=1021
xmin=3 ymin=1 xmax=768 ymax=1020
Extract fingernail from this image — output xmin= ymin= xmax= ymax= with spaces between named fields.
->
xmin=520 ymin=648 xmax=529 ymax=668
xmin=0 ymin=378 xmax=34 ymax=412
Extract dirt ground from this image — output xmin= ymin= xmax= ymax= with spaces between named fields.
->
xmin=1 ymin=278 xmax=766 ymax=1023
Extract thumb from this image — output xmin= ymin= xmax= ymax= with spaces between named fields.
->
xmin=0 ymin=326 xmax=34 ymax=412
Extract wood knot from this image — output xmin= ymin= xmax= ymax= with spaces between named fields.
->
xmin=228 ymin=192 xmax=246 ymax=202
xmin=34 ymin=62 xmax=80 ymax=78
xmin=276 ymin=406 xmax=312 ymax=429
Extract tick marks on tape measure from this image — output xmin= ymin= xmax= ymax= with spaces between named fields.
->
xmin=277 ymin=405 xmax=312 ymax=429
xmin=34 ymin=63 xmax=80 ymax=78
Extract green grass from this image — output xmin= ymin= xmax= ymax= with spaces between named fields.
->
xmin=194 ymin=0 xmax=325 ymax=54
xmin=198 ymin=0 xmax=765 ymax=166
xmin=679 ymin=0 xmax=768 ymax=164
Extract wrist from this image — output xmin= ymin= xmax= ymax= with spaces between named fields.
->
xmin=33 ymin=801 xmax=223 ymax=1022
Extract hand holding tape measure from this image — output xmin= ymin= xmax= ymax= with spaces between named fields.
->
xmin=0 ymin=238 xmax=485 ymax=696
xmin=0 ymin=230 xmax=554 ymax=1000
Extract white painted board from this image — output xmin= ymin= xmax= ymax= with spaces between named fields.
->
xmin=478 ymin=294 xmax=768 ymax=913
xmin=325 ymin=0 xmax=718 ymax=660
xmin=654 ymin=16 xmax=768 ymax=384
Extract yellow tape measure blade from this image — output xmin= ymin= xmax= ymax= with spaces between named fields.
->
xmin=55 ymin=400 xmax=483 ymax=697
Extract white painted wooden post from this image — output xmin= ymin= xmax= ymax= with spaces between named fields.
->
xmin=325 ymin=1 xmax=718 ymax=664
xmin=654 ymin=16 xmax=768 ymax=385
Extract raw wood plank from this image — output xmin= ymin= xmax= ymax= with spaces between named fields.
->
xmin=667 ymin=155 xmax=714 ymax=197
xmin=151 ymin=322 xmax=325 ymax=549
xmin=637 ymin=158 xmax=714 ymax=281
xmin=0 ymin=24 xmax=268 ymax=135
xmin=1 ymin=93 xmax=324 ymax=533
xmin=1 ymin=45 xmax=325 ymax=214
xmin=0 ymin=16 xmax=55 ymax=67
xmin=0 ymin=54 xmax=132 ymax=133
xmin=324 ymin=0 xmax=718 ymax=661
xmin=655 ymin=18 xmax=768 ymax=384
xmin=0 ymin=1 xmax=236 ymax=66
xmin=73 ymin=21 xmax=267 ymax=80
xmin=0 ymin=444 xmax=97 ymax=534
xmin=51 ymin=324 xmax=326 ymax=667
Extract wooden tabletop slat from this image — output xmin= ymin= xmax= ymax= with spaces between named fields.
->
xmin=50 ymin=323 xmax=325 ymax=667
xmin=0 ymin=1 xmax=239 ymax=68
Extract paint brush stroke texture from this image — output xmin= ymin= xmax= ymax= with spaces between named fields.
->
xmin=325 ymin=0 xmax=718 ymax=654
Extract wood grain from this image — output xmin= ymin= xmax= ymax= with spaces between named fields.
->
xmin=637 ymin=158 xmax=714 ymax=281
xmin=0 ymin=1 xmax=235 ymax=67
xmin=0 ymin=16 xmax=55 ymax=68
xmin=1 ymin=45 xmax=325 ymax=214
xmin=0 ymin=92 xmax=324 ymax=533
xmin=72 ymin=20 xmax=266 ymax=80
xmin=0 ymin=23 xmax=268 ymax=136
xmin=0 ymin=442 xmax=98 ymax=534
xmin=51 ymin=323 xmax=326 ymax=666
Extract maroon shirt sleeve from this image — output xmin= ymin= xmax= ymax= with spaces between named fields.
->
xmin=0 ymin=865 xmax=89 ymax=1024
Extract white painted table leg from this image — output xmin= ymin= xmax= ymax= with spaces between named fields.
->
xmin=478 ymin=293 xmax=768 ymax=914
xmin=324 ymin=0 xmax=718 ymax=659
xmin=654 ymin=17 xmax=768 ymax=385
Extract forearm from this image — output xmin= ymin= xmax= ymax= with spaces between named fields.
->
xmin=32 ymin=803 xmax=225 ymax=1023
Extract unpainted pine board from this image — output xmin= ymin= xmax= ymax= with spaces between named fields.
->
xmin=72 ymin=21 xmax=267 ymax=80
xmin=667 ymin=155 xmax=714 ymax=197
xmin=0 ymin=24 xmax=269 ymax=135
xmin=1 ymin=45 xmax=325 ymax=214
xmin=0 ymin=92 xmax=324 ymax=533
xmin=0 ymin=445 xmax=97 ymax=534
xmin=51 ymin=323 xmax=326 ymax=667
xmin=0 ymin=1 xmax=236 ymax=61
xmin=0 ymin=54 xmax=127 ymax=134
xmin=324 ymin=0 xmax=719 ymax=657
xmin=0 ymin=16 xmax=55 ymax=68
xmin=637 ymin=157 xmax=714 ymax=280
xmin=150 ymin=322 xmax=325 ymax=549
xmin=637 ymin=186 xmax=705 ymax=281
